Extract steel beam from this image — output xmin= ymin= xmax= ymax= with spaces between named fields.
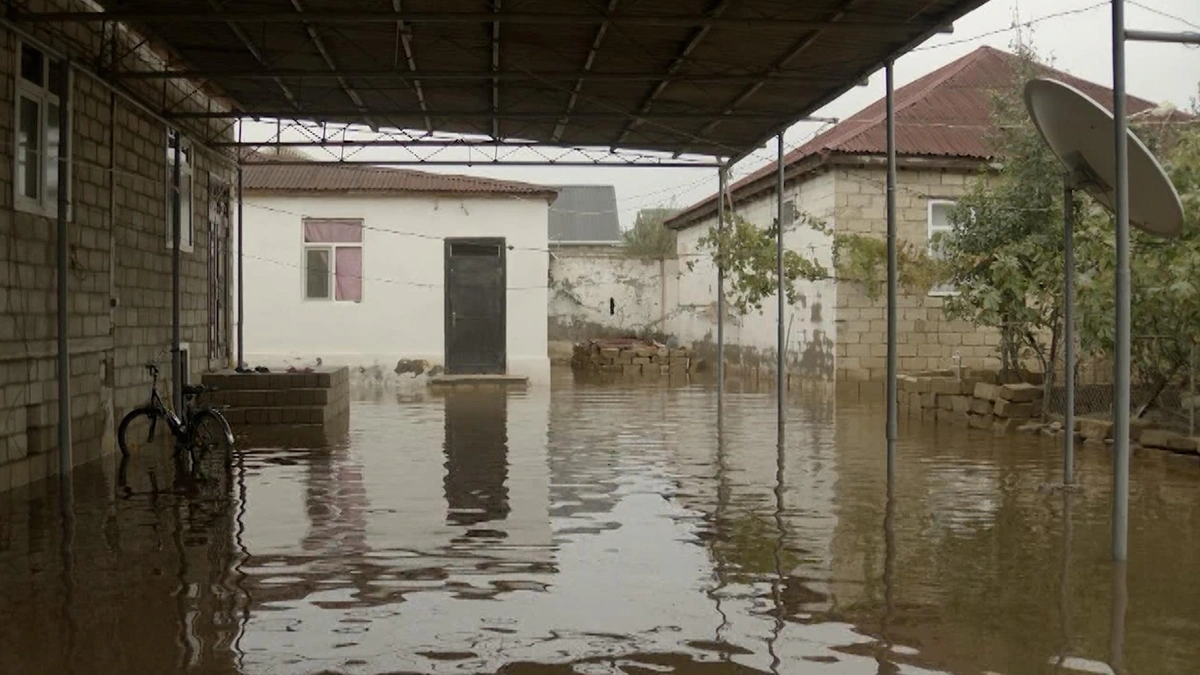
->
xmin=490 ymin=0 xmax=501 ymax=139
xmin=776 ymin=133 xmax=786 ymax=445
xmin=1111 ymin=0 xmax=1131 ymax=563
xmin=885 ymin=60 xmax=898 ymax=477
xmin=554 ymin=0 xmax=618 ymax=142
xmin=205 ymin=0 xmax=300 ymax=113
xmin=57 ymin=61 xmax=73 ymax=475
xmin=11 ymin=9 xmax=943 ymax=30
xmin=111 ymin=68 xmax=853 ymax=84
xmin=717 ymin=165 xmax=727 ymax=403
xmin=238 ymin=158 xmax=723 ymax=167
xmin=289 ymin=0 xmax=376 ymax=129
xmin=167 ymin=109 xmax=807 ymax=120
xmin=615 ymin=0 xmax=729 ymax=146
xmin=393 ymin=0 xmax=432 ymax=132
xmin=1125 ymin=29 xmax=1200 ymax=45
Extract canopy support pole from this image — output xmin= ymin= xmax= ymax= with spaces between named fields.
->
xmin=885 ymin=60 xmax=898 ymax=479
xmin=776 ymin=133 xmax=786 ymax=444
xmin=1111 ymin=0 xmax=1131 ymax=563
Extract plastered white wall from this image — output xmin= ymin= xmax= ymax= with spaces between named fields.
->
xmin=547 ymin=245 xmax=666 ymax=340
xmin=668 ymin=169 xmax=839 ymax=379
xmin=237 ymin=193 xmax=551 ymax=384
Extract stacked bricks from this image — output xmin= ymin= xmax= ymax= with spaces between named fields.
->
xmin=203 ymin=367 xmax=350 ymax=429
xmin=572 ymin=338 xmax=692 ymax=377
xmin=897 ymin=370 xmax=1043 ymax=432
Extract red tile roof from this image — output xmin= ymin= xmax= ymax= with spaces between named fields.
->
xmin=242 ymin=152 xmax=557 ymax=199
xmin=666 ymin=46 xmax=1165 ymax=229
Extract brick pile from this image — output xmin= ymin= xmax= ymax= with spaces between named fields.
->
xmin=203 ymin=367 xmax=350 ymax=429
xmin=572 ymin=338 xmax=692 ymax=377
xmin=897 ymin=371 xmax=1044 ymax=433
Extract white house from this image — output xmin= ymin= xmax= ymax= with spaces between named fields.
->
xmin=238 ymin=155 xmax=558 ymax=385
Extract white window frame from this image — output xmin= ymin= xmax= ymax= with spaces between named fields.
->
xmin=13 ymin=40 xmax=71 ymax=218
xmin=166 ymin=129 xmax=195 ymax=252
xmin=301 ymin=221 xmax=364 ymax=303
xmin=927 ymin=199 xmax=958 ymax=297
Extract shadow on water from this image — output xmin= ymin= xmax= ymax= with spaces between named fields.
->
xmin=1 ymin=373 xmax=1199 ymax=673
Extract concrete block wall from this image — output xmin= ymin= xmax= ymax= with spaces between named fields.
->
xmin=547 ymin=244 xmax=666 ymax=343
xmin=832 ymin=165 xmax=1000 ymax=381
xmin=0 ymin=4 xmax=235 ymax=492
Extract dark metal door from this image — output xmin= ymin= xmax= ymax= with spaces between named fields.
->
xmin=445 ymin=238 xmax=506 ymax=374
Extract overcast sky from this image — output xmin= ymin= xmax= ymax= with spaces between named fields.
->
xmin=245 ymin=0 xmax=1200 ymax=229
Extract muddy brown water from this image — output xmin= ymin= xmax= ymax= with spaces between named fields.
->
xmin=2 ymin=372 xmax=1198 ymax=674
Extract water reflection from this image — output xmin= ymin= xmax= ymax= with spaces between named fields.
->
xmin=443 ymin=390 xmax=510 ymax=528
xmin=0 ymin=377 xmax=1198 ymax=674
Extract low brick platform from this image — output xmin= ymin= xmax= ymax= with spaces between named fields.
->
xmin=202 ymin=367 xmax=350 ymax=430
xmin=572 ymin=338 xmax=694 ymax=377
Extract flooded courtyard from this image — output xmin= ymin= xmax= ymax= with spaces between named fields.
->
xmin=1 ymin=372 xmax=1198 ymax=674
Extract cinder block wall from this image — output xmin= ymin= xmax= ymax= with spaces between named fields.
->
xmin=0 ymin=2 xmax=234 ymax=490
xmin=833 ymin=165 xmax=1001 ymax=381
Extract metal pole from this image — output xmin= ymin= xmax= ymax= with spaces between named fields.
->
xmin=1124 ymin=29 xmax=1200 ymax=45
xmin=885 ymin=61 xmax=898 ymax=478
xmin=171 ymin=129 xmax=183 ymax=413
xmin=56 ymin=61 xmax=73 ymax=473
xmin=1063 ymin=184 xmax=1076 ymax=485
xmin=1111 ymin=0 xmax=1131 ymax=563
xmin=237 ymin=156 xmax=245 ymax=369
xmin=717 ymin=166 xmax=727 ymax=400
xmin=776 ymin=133 xmax=786 ymax=444
xmin=1190 ymin=341 xmax=1195 ymax=437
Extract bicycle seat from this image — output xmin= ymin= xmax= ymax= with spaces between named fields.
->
xmin=182 ymin=384 xmax=207 ymax=397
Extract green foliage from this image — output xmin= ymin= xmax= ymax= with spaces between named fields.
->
xmin=693 ymin=210 xmax=944 ymax=315
xmin=621 ymin=207 xmax=677 ymax=259
xmin=939 ymin=44 xmax=1067 ymax=378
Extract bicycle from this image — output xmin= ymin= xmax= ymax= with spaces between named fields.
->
xmin=118 ymin=360 xmax=235 ymax=472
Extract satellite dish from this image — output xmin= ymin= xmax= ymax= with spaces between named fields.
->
xmin=1023 ymin=77 xmax=1184 ymax=238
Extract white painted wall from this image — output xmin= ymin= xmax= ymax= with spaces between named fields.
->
xmin=547 ymin=245 xmax=666 ymax=340
xmin=237 ymin=193 xmax=551 ymax=384
xmin=668 ymin=170 xmax=839 ymax=378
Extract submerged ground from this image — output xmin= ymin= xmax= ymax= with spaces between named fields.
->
xmin=1 ymin=371 xmax=1197 ymax=674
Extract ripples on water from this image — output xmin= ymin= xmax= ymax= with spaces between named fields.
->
xmin=1 ymin=371 xmax=1198 ymax=674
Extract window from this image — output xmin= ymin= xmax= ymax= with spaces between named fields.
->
xmin=166 ymin=128 xmax=194 ymax=251
xmin=303 ymin=219 xmax=363 ymax=302
xmin=928 ymin=199 xmax=957 ymax=296
xmin=14 ymin=41 xmax=70 ymax=216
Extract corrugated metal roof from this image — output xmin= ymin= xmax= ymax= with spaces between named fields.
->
xmin=548 ymin=186 xmax=621 ymax=242
xmin=31 ymin=0 xmax=993 ymax=161
xmin=666 ymin=46 xmax=1168 ymax=228
xmin=242 ymin=152 xmax=557 ymax=198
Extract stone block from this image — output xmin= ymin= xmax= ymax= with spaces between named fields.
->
xmin=634 ymin=347 xmax=656 ymax=358
xmin=898 ymin=375 xmax=917 ymax=392
xmin=932 ymin=378 xmax=962 ymax=395
xmin=633 ymin=357 xmax=651 ymax=366
xmin=921 ymin=409 xmax=938 ymax=423
xmin=938 ymin=395 xmax=954 ymax=411
xmin=974 ymin=382 xmax=1002 ymax=401
xmin=999 ymin=383 xmax=1042 ymax=402
xmin=950 ymin=396 xmax=972 ymax=413
xmin=970 ymin=398 xmax=994 ymax=416
xmin=919 ymin=393 xmax=938 ymax=409
xmin=910 ymin=378 xmax=932 ymax=394
xmin=1139 ymin=429 xmax=1199 ymax=454
xmin=622 ymin=364 xmax=642 ymax=375
xmin=969 ymin=413 xmax=993 ymax=430
xmin=947 ymin=411 xmax=971 ymax=428
xmin=1078 ymin=418 xmax=1113 ymax=442
xmin=994 ymin=400 xmax=1034 ymax=419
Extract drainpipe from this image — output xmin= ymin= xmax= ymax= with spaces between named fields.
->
xmin=170 ymin=130 xmax=183 ymax=412
xmin=57 ymin=61 xmax=73 ymax=473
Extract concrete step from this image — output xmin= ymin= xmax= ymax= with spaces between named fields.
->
xmin=204 ymin=388 xmax=338 ymax=408
xmin=221 ymin=405 xmax=347 ymax=426
xmin=202 ymin=367 xmax=348 ymax=391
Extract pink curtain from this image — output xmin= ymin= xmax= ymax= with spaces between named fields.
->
xmin=335 ymin=247 xmax=363 ymax=302
xmin=304 ymin=219 xmax=363 ymax=243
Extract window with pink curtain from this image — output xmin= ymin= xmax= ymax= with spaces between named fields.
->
xmin=303 ymin=219 xmax=363 ymax=302
xmin=335 ymin=247 xmax=363 ymax=302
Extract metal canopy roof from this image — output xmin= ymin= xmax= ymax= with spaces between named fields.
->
xmin=15 ymin=0 xmax=990 ymax=163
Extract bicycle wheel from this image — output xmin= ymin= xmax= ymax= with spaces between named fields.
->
xmin=187 ymin=408 xmax=235 ymax=474
xmin=117 ymin=406 xmax=170 ymax=457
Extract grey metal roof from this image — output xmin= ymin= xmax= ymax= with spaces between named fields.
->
xmin=549 ymin=186 xmax=621 ymax=243
xmin=15 ymin=0 xmax=993 ymax=164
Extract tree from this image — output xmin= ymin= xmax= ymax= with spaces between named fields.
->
xmin=622 ymin=207 xmax=678 ymax=259
xmin=694 ymin=210 xmax=942 ymax=315
xmin=1074 ymin=121 xmax=1200 ymax=413
xmin=939 ymin=44 xmax=1068 ymax=391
